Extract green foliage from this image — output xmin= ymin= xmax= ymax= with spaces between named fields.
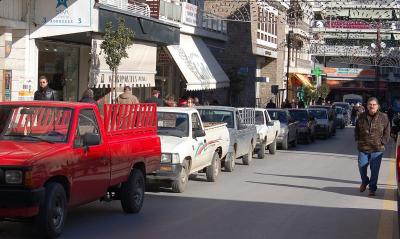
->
xmin=317 ymin=83 xmax=330 ymax=100
xmin=100 ymin=18 xmax=134 ymax=73
xmin=304 ymin=86 xmax=318 ymax=105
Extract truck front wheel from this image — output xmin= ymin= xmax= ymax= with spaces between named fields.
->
xmin=242 ymin=144 xmax=253 ymax=165
xmin=172 ymin=161 xmax=189 ymax=193
xmin=224 ymin=151 xmax=236 ymax=172
xmin=269 ymin=139 xmax=277 ymax=154
xmin=206 ymin=152 xmax=220 ymax=182
xmin=36 ymin=183 xmax=67 ymax=239
xmin=257 ymin=141 xmax=266 ymax=159
xmin=121 ymin=168 xmax=145 ymax=214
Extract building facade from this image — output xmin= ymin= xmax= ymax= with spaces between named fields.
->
xmin=311 ymin=1 xmax=400 ymax=105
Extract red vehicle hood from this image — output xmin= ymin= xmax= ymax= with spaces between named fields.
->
xmin=0 ymin=141 xmax=60 ymax=166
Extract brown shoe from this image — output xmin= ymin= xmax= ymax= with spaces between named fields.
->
xmin=369 ymin=191 xmax=376 ymax=196
xmin=359 ymin=184 xmax=367 ymax=192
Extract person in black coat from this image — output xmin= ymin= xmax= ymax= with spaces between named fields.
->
xmin=266 ymin=99 xmax=276 ymax=108
xmin=34 ymin=76 xmax=58 ymax=101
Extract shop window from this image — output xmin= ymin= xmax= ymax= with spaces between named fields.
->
xmin=38 ymin=43 xmax=80 ymax=102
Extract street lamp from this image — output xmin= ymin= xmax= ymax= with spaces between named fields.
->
xmin=286 ymin=30 xmax=293 ymax=100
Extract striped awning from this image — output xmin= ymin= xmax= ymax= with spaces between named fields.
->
xmin=293 ymin=74 xmax=313 ymax=88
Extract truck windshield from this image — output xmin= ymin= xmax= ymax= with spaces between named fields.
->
xmin=157 ymin=112 xmax=189 ymax=137
xmin=308 ymin=110 xmax=328 ymax=119
xmin=0 ymin=106 xmax=73 ymax=143
xmin=197 ymin=109 xmax=234 ymax=128
xmin=290 ymin=110 xmax=308 ymax=122
xmin=255 ymin=111 xmax=265 ymax=125
xmin=268 ymin=111 xmax=287 ymax=124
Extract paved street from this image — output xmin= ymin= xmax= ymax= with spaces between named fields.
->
xmin=1 ymin=127 xmax=398 ymax=239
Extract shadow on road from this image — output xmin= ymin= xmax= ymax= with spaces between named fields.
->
xmin=245 ymin=180 xmax=395 ymax=201
xmin=0 ymin=194 xmax=396 ymax=239
xmin=254 ymin=173 xmax=396 ymax=187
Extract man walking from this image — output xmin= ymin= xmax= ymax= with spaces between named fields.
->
xmin=117 ymin=86 xmax=139 ymax=104
xmin=266 ymin=99 xmax=276 ymax=108
xmin=34 ymin=76 xmax=58 ymax=101
xmin=355 ymin=97 xmax=390 ymax=196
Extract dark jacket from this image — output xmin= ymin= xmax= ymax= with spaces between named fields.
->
xmin=117 ymin=92 xmax=139 ymax=104
xmin=34 ymin=87 xmax=58 ymax=101
xmin=266 ymin=102 xmax=276 ymax=108
xmin=355 ymin=111 xmax=391 ymax=152
xmin=145 ymin=97 xmax=164 ymax=106
xmin=79 ymin=96 xmax=98 ymax=106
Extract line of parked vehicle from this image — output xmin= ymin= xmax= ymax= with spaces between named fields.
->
xmin=0 ymin=101 xmax=352 ymax=238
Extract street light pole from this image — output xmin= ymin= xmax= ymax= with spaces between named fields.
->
xmin=286 ymin=30 xmax=293 ymax=100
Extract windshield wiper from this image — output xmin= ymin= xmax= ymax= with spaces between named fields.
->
xmin=2 ymin=134 xmax=55 ymax=144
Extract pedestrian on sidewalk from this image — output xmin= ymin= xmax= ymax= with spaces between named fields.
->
xmin=79 ymin=89 xmax=98 ymax=106
xmin=355 ymin=97 xmax=391 ymax=196
xmin=266 ymin=99 xmax=276 ymax=108
xmin=117 ymin=86 xmax=139 ymax=104
xmin=34 ymin=76 xmax=58 ymax=101
xmin=145 ymin=89 xmax=164 ymax=106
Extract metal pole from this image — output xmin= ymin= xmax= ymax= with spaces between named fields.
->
xmin=375 ymin=21 xmax=381 ymax=99
xmin=286 ymin=30 xmax=292 ymax=100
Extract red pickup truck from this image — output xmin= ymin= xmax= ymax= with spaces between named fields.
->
xmin=0 ymin=102 xmax=161 ymax=238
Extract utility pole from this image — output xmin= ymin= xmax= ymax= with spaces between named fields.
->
xmin=286 ymin=30 xmax=293 ymax=100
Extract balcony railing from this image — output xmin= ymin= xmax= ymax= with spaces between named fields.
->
xmin=99 ymin=0 xmax=151 ymax=17
xmin=159 ymin=0 xmax=227 ymax=35
xmin=312 ymin=20 xmax=400 ymax=30
xmin=288 ymin=19 xmax=311 ymax=33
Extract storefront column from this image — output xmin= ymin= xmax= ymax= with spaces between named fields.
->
xmin=0 ymin=27 xmax=11 ymax=101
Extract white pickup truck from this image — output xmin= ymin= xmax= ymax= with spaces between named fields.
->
xmin=197 ymin=106 xmax=257 ymax=172
xmin=149 ymin=107 xmax=230 ymax=193
xmin=253 ymin=108 xmax=280 ymax=159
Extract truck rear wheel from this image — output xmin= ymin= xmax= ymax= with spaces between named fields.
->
xmin=224 ymin=151 xmax=236 ymax=172
xmin=36 ymin=183 xmax=67 ymax=239
xmin=121 ymin=168 xmax=145 ymax=214
xmin=269 ymin=139 xmax=277 ymax=154
xmin=172 ymin=161 xmax=189 ymax=193
xmin=206 ymin=152 xmax=220 ymax=182
xmin=281 ymin=136 xmax=289 ymax=150
xmin=257 ymin=142 xmax=266 ymax=159
xmin=242 ymin=144 xmax=253 ymax=165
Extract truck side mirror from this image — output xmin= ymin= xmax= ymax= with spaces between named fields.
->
xmin=83 ymin=133 xmax=100 ymax=147
xmin=193 ymin=129 xmax=206 ymax=138
xmin=267 ymin=121 xmax=274 ymax=126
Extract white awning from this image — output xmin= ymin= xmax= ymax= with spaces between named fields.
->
xmin=89 ymin=39 xmax=157 ymax=88
xmin=167 ymin=34 xmax=230 ymax=91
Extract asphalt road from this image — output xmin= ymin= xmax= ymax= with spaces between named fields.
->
xmin=1 ymin=127 xmax=398 ymax=239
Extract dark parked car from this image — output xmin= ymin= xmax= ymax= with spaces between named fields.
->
xmin=268 ymin=109 xmax=298 ymax=150
xmin=289 ymin=109 xmax=316 ymax=144
xmin=307 ymin=108 xmax=334 ymax=139
xmin=335 ymin=106 xmax=346 ymax=129
xmin=309 ymin=105 xmax=336 ymax=136
xmin=333 ymin=102 xmax=351 ymax=125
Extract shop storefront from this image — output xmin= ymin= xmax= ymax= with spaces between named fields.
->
xmin=157 ymin=33 xmax=230 ymax=104
xmin=37 ymin=42 xmax=81 ymax=102
xmin=288 ymin=73 xmax=313 ymax=101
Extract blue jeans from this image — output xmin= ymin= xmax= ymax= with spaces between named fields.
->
xmin=358 ymin=151 xmax=383 ymax=192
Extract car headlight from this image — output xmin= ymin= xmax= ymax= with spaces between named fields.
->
xmin=161 ymin=153 xmax=180 ymax=164
xmin=5 ymin=170 xmax=23 ymax=184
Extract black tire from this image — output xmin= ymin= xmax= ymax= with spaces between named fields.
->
xmin=281 ymin=136 xmax=289 ymax=150
xmin=341 ymin=123 xmax=345 ymax=129
xmin=172 ymin=161 xmax=189 ymax=193
xmin=292 ymin=136 xmax=298 ymax=147
xmin=311 ymin=133 xmax=316 ymax=142
xmin=306 ymin=133 xmax=312 ymax=144
xmin=242 ymin=144 xmax=253 ymax=165
xmin=206 ymin=152 xmax=220 ymax=182
xmin=224 ymin=151 xmax=236 ymax=172
xmin=36 ymin=183 xmax=67 ymax=239
xmin=121 ymin=168 xmax=145 ymax=213
xmin=269 ymin=139 xmax=277 ymax=154
xmin=257 ymin=142 xmax=266 ymax=159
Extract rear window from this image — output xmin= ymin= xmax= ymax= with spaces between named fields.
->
xmin=308 ymin=109 xmax=328 ymax=119
xmin=198 ymin=109 xmax=234 ymax=128
xmin=255 ymin=111 xmax=265 ymax=125
xmin=290 ymin=110 xmax=308 ymax=122
xmin=268 ymin=111 xmax=287 ymax=123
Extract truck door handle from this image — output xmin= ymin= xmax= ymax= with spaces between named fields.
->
xmin=204 ymin=139 xmax=207 ymax=144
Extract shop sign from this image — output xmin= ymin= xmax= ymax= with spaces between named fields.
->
xmin=324 ymin=67 xmax=375 ymax=78
xmin=35 ymin=0 xmax=91 ymax=27
xmin=97 ymin=71 xmax=155 ymax=87
xmin=18 ymin=78 xmax=35 ymax=101
xmin=255 ymin=47 xmax=277 ymax=58
xmin=181 ymin=2 xmax=198 ymax=26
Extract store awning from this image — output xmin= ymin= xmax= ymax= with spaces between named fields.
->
xmin=349 ymin=9 xmax=392 ymax=19
xmin=89 ymin=39 xmax=157 ymax=88
xmin=167 ymin=34 xmax=230 ymax=91
xmin=293 ymin=74 xmax=313 ymax=88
